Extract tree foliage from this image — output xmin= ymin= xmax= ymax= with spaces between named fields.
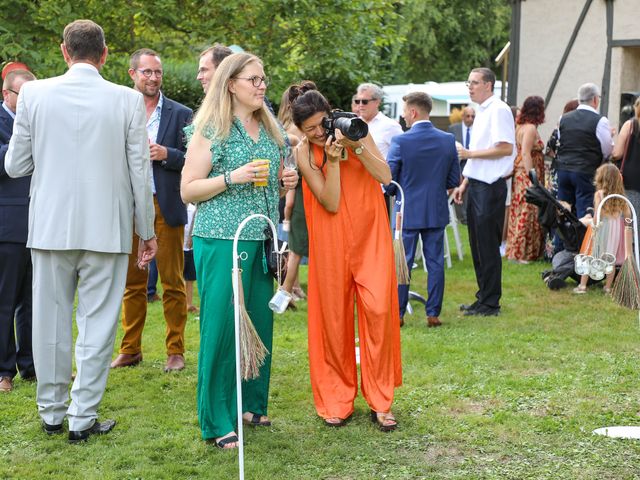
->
xmin=0 ymin=0 xmax=511 ymax=110
xmin=393 ymin=0 xmax=511 ymax=84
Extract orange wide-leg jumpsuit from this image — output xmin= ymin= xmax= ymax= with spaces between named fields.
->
xmin=303 ymin=144 xmax=402 ymax=420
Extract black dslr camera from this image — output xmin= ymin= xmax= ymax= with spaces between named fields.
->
xmin=321 ymin=110 xmax=368 ymax=141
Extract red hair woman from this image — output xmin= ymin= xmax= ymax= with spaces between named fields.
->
xmin=506 ymin=95 xmax=546 ymax=263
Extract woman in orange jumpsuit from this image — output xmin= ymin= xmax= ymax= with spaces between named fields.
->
xmin=290 ymin=87 xmax=402 ymax=430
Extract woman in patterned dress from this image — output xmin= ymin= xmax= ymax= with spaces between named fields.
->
xmin=181 ymin=53 xmax=298 ymax=449
xmin=506 ymin=96 xmax=546 ymax=263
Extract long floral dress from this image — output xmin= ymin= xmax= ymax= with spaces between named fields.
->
xmin=506 ymin=129 xmax=545 ymax=261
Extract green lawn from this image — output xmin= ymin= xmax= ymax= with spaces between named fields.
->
xmin=2 ymin=226 xmax=640 ymax=479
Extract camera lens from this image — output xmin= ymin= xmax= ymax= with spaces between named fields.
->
xmin=334 ymin=117 xmax=368 ymax=141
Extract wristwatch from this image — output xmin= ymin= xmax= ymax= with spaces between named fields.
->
xmin=354 ymin=144 xmax=364 ymax=155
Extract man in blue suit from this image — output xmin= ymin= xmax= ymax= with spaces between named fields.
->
xmin=111 ymin=49 xmax=193 ymax=372
xmin=386 ymin=92 xmax=460 ymax=328
xmin=0 ymin=69 xmax=36 ymax=392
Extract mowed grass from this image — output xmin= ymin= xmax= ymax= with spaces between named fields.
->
xmin=2 ymin=226 xmax=640 ymax=479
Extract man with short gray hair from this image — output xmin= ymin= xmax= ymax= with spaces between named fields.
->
xmin=6 ymin=19 xmax=157 ymax=442
xmin=556 ymin=82 xmax=613 ymax=218
xmin=354 ymin=82 xmax=402 ymax=159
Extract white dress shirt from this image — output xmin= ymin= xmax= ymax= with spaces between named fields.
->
xmin=462 ymin=96 xmax=515 ymax=184
xmin=367 ymin=111 xmax=403 ymax=160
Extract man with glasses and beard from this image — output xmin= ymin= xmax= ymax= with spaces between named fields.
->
xmin=111 ymin=48 xmax=192 ymax=373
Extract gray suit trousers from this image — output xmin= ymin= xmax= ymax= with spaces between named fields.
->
xmin=32 ymin=249 xmax=128 ymax=431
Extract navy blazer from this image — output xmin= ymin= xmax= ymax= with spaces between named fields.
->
xmin=153 ymin=95 xmax=192 ymax=227
xmin=386 ymin=121 xmax=460 ymax=229
xmin=0 ymin=104 xmax=30 ymax=243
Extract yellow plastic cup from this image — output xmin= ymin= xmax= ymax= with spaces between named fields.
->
xmin=252 ymin=159 xmax=270 ymax=187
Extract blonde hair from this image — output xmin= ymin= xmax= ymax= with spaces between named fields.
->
xmin=193 ymin=53 xmax=284 ymax=147
xmin=277 ymin=87 xmax=294 ymax=130
xmin=595 ymin=163 xmax=627 ymax=217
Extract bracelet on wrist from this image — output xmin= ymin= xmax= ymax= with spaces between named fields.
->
xmin=223 ymin=171 xmax=232 ymax=188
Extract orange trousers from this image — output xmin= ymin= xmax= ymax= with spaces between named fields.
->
xmin=119 ymin=197 xmax=187 ymax=355
xmin=304 ymin=146 xmax=402 ymax=420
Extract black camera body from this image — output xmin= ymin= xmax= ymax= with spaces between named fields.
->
xmin=322 ymin=110 xmax=369 ymax=141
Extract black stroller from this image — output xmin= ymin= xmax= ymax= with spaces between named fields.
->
xmin=524 ymin=170 xmax=587 ymax=289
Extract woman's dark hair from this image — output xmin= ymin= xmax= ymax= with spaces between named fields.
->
xmin=517 ymin=95 xmax=545 ymax=126
xmin=291 ymin=89 xmax=331 ymax=128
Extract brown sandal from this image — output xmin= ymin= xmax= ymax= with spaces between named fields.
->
xmin=370 ymin=410 xmax=397 ymax=432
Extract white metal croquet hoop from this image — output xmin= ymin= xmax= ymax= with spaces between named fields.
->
xmin=592 ymin=194 xmax=640 ymax=439
xmin=232 ymin=214 xmax=279 ymax=480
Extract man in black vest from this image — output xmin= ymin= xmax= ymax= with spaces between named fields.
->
xmin=556 ymin=83 xmax=613 ymax=218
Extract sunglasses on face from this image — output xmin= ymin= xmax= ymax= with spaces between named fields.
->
xmin=354 ymin=98 xmax=376 ymax=105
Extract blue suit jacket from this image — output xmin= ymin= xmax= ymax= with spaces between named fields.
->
xmin=0 ymin=104 xmax=30 ymax=243
xmin=153 ymin=96 xmax=192 ymax=227
xmin=386 ymin=121 xmax=460 ymax=229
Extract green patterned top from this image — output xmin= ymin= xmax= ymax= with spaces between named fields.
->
xmin=191 ymin=119 xmax=282 ymax=241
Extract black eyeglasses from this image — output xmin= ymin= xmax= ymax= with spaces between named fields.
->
xmin=354 ymin=98 xmax=375 ymax=105
xmin=137 ymin=69 xmax=163 ymax=78
xmin=235 ymin=75 xmax=269 ymax=87
xmin=6 ymin=88 xmax=19 ymax=95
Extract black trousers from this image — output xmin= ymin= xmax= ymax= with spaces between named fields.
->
xmin=467 ymin=178 xmax=507 ymax=309
xmin=0 ymin=242 xmax=34 ymax=379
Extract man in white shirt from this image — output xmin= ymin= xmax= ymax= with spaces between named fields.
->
xmin=453 ymin=68 xmax=515 ymax=317
xmin=354 ymin=83 xmax=403 ymax=160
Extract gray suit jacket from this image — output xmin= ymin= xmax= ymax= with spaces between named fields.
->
xmin=6 ymin=63 xmax=154 ymax=253
xmin=448 ymin=122 xmax=463 ymax=145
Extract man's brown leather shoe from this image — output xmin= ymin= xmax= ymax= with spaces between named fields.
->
xmin=0 ymin=376 xmax=13 ymax=392
xmin=427 ymin=316 xmax=442 ymax=328
xmin=164 ymin=354 xmax=185 ymax=372
xmin=110 ymin=353 xmax=142 ymax=369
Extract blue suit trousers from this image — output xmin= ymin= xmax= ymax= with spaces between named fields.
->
xmin=398 ymin=228 xmax=445 ymax=318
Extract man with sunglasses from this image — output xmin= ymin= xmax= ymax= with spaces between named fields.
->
xmin=0 ymin=68 xmax=36 ymax=393
xmin=453 ymin=68 xmax=515 ymax=317
xmin=354 ymin=83 xmax=403 ymax=160
xmin=111 ymin=48 xmax=192 ymax=373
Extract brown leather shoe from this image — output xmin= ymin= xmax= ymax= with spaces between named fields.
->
xmin=427 ymin=316 xmax=442 ymax=328
xmin=399 ymin=317 xmax=404 ymax=327
xmin=0 ymin=376 xmax=13 ymax=392
xmin=164 ymin=354 xmax=185 ymax=372
xmin=147 ymin=293 xmax=161 ymax=303
xmin=110 ymin=353 xmax=143 ymax=369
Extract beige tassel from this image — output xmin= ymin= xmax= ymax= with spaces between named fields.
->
xmin=611 ymin=219 xmax=640 ymax=310
xmin=233 ymin=269 xmax=269 ymax=380
xmin=393 ymin=211 xmax=410 ymax=285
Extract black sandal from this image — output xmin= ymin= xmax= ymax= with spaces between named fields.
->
xmin=243 ymin=413 xmax=272 ymax=427
xmin=370 ymin=410 xmax=397 ymax=432
xmin=212 ymin=434 xmax=239 ymax=449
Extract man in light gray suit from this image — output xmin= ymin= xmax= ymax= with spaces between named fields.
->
xmin=5 ymin=19 xmax=157 ymax=443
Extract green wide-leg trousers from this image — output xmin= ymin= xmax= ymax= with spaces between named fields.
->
xmin=193 ymin=237 xmax=274 ymax=440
